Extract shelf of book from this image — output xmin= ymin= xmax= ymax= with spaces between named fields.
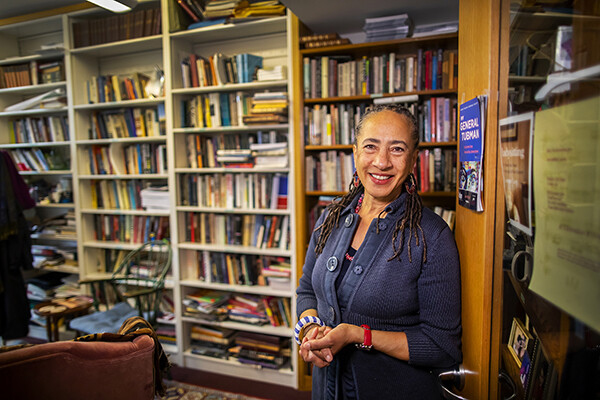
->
xmin=172 ymin=79 xmax=287 ymax=94
xmin=0 ymin=81 xmax=66 ymax=95
xmin=77 ymin=174 xmax=168 ymax=179
xmin=19 ymin=170 xmax=71 ymax=176
xmin=179 ymin=243 xmax=292 ymax=257
xmin=170 ymin=15 xmax=287 ymax=43
xmin=0 ymin=108 xmax=68 ymax=118
xmin=73 ymin=97 xmax=165 ymax=111
xmin=173 ymin=123 xmax=289 ymax=134
xmin=180 ymin=280 xmax=291 ymax=298
xmin=182 ymin=351 xmax=295 ymax=387
xmin=177 ymin=206 xmax=290 ymax=216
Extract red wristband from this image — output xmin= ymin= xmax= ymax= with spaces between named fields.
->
xmin=355 ymin=324 xmax=372 ymax=350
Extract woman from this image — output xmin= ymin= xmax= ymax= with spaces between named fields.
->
xmin=296 ymin=104 xmax=462 ymax=399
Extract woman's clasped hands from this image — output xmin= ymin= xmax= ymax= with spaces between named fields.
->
xmin=299 ymin=323 xmax=358 ymax=368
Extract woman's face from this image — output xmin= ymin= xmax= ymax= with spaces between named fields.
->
xmin=353 ymin=110 xmax=419 ymax=205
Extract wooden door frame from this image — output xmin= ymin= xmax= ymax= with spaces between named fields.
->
xmin=456 ymin=0 xmax=504 ymax=398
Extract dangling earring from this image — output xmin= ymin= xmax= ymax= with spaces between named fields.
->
xmin=353 ymin=171 xmax=361 ymax=187
xmin=405 ymin=173 xmax=417 ymax=194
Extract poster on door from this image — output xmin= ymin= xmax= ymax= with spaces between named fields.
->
xmin=529 ymin=96 xmax=600 ymax=332
xmin=458 ymin=95 xmax=487 ymax=211
xmin=499 ymin=112 xmax=534 ymax=236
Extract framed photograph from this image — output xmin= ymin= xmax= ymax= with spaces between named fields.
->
xmin=508 ymin=317 xmax=534 ymax=368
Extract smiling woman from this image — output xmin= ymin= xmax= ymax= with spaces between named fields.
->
xmin=296 ymin=104 xmax=463 ymax=399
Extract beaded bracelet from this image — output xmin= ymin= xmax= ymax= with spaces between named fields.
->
xmin=294 ymin=315 xmax=324 ymax=345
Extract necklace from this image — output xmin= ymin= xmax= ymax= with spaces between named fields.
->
xmin=346 ymin=194 xmax=365 ymax=262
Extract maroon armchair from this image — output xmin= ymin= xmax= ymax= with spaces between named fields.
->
xmin=0 ymin=316 xmax=169 ymax=400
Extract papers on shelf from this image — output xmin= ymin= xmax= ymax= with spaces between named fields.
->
xmin=4 ymin=88 xmax=66 ymax=112
xmin=140 ymin=185 xmax=170 ymax=211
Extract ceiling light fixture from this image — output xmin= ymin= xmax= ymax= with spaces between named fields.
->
xmin=86 ymin=0 xmax=137 ymax=13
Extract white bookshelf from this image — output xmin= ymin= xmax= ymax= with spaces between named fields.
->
xmin=0 ymin=2 xmax=300 ymax=388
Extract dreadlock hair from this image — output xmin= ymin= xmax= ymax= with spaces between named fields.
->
xmin=313 ymin=104 xmax=427 ymax=263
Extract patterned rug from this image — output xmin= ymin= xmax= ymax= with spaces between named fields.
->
xmin=159 ymin=381 xmax=265 ymax=400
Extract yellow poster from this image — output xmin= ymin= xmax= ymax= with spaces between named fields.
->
xmin=530 ymin=96 xmax=600 ymax=332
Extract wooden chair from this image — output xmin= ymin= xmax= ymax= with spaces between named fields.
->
xmin=70 ymin=239 xmax=172 ymax=334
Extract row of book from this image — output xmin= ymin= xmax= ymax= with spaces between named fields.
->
xmin=418 ymin=96 xmax=457 ymax=143
xmin=415 ymin=148 xmax=457 ymax=193
xmin=189 ymin=323 xmax=290 ymax=369
xmin=8 ymin=115 xmax=70 ymax=144
xmin=180 ymin=90 xmax=287 ymax=129
xmin=305 ymin=150 xmax=355 ymax=193
xmin=89 ymin=106 xmax=166 ymax=139
xmin=303 ymin=48 xmax=458 ymax=99
xmin=85 ymin=72 xmax=152 ymax=104
xmin=181 ymin=52 xmax=263 ymax=88
xmin=0 ymin=59 xmax=64 ymax=89
xmin=184 ymin=290 xmax=291 ymax=329
xmin=179 ymin=172 xmax=288 ymax=210
xmin=304 ymin=102 xmax=368 ymax=146
xmin=181 ymin=92 xmax=251 ymax=128
xmin=86 ymin=143 xmax=167 ymax=175
xmin=88 ymin=179 xmax=148 ymax=210
xmin=183 ymin=212 xmax=290 ymax=250
xmin=185 ymin=133 xmax=288 ymax=169
xmin=9 ymin=148 xmax=69 ymax=172
xmin=72 ymin=5 xmax=162 ymax=48
xmin=195 ymin=250 xmax=290 ymax=290
xmin=93 ymin=214 xmax=169 ymax=244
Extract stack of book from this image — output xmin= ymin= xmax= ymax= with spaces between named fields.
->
xmin=260 ymin=257 xmax=291 ymax=291
xmin=183 ymin=290 xmax=230 ymax=320
xmin=257 ymin=65 xmax=286 ymax=81
xmin=242 ymin=91 xmax=288 ymax=124
xmin=363 ymin=13 xmax=414 ymax=42
xmin=250 ymin=142 xmax=288 ymax=168
xmin=190 ymin=324 xmax=236 ymax=359
xmin=229 ymin=331 xmax=290 ymax=369
xmin=204 ymin=0 xmax=243 ymax=18
xmin=140 ymin=185 xmax=170 ymax=211
xmin=232 ymin=1 xmax=286 ymax=19
xmin=226 ymin=294 xmax=270 ymax=325
xmin=300 ymin=33 xmax=350 ymax=49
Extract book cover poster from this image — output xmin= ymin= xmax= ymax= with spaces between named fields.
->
xmin=529 ymin=96 xmax=600 ymax=332
xmin=499 ymin=112 xmax=534 ymax=236
xmin=458 ymin=96 xmax=485 ymax=211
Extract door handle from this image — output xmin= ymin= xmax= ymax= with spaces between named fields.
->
xmin=498 ymin=370 xmax=517 ymax=400
xmin=438 ymin=367 xmax=517 ymax=400
xmin=438 ymin=365 xmax=468 ymax=400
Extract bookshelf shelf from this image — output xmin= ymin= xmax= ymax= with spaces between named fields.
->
xmin=80 ymin=208 xmax=170 ymax=216
xmin=36 ymin=202 xmax=75 ymax=209
xmin=0 ymin=81 xmax=66 ymax=95
xmin=303 ymin=88 xmax=458 ymax=104
xmin=182 ymin=351 xmax=295 ymax=387
xmin=178 ymin=242 xmax=292 ymax=257
xmin=0 ymin=108 xmax=68 ymax=117
xmin=170 ymin=16 xmax=288 ymax=44
xmin=76 ymin=137 xmax=166 ymax=145
xmin=180 ymin=279 xmax=291 ymax=298
xmin=172 ymin=80 xmax=287 ymax=94
xmin=175 ymin=167 xmax=289 ymax=174
xmin=70 ymin=35 xmax=163 ymax=57
xmin=176 ymin=205 xmax=290 ymax=216
xmin=0 ymin=51 xmax=65 ymax=66
xmin=173 ymin=123 xmax=289 ymax=134
xmin=31 ymin=233 xmax=77 ymax=241
xmin=0 ymin=141 xmax=70 ymax=149
xmin=73 ymin=97 xmax=165 ymax=110
xmin=82 ymin=240 xmax=143 ymax=251
xmin=181 ymin=316 xmax=292 ymax=338
xmin=19 ymin=170 xmax=72 ymax=176
xmin=77 ymin=174 xmax=169 ymax=179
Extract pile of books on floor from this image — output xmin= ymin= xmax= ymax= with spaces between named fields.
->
xmin=242 ymin=91 xmax=288 ymax=125
xmin=363 ymin=13 xmax=413 ymax=41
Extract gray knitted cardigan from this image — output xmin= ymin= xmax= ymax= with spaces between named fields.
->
xmin=296 ymin=190 xmax=462 ymax=399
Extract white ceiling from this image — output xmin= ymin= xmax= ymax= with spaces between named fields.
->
xmin=1 ymin=0 xmax=459 ymax=36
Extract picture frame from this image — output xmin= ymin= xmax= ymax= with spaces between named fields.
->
xmin=508 ymin=317 xmax=534 ymax=368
